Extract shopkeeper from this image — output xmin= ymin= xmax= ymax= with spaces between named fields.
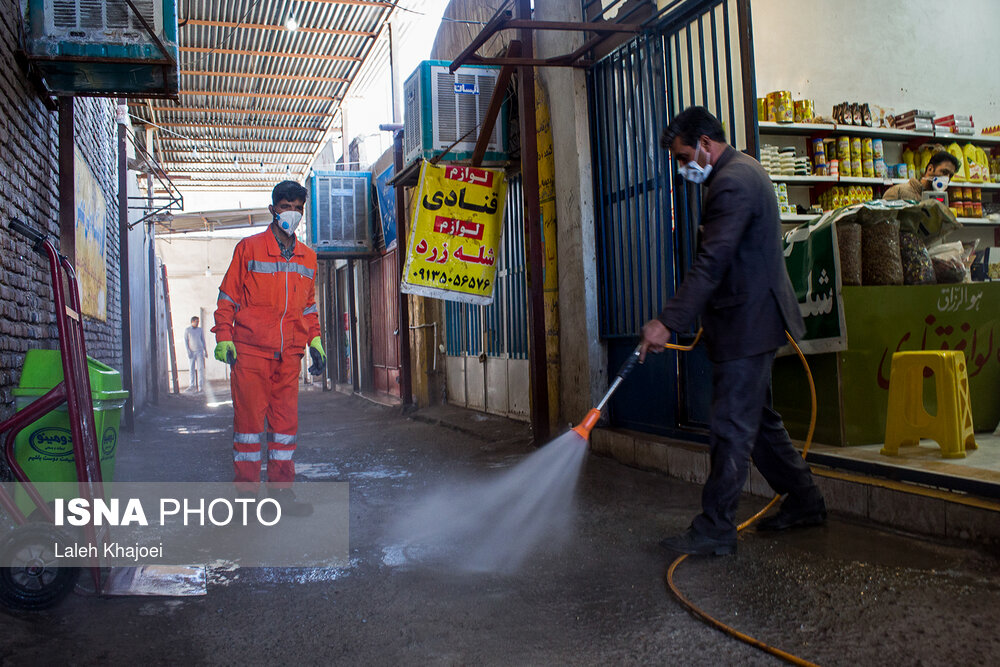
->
xmin=883 ymin=150 xmax=960 ymax=201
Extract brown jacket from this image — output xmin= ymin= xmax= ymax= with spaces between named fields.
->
xmin=883 ymin=178 xmax=923 ymax=201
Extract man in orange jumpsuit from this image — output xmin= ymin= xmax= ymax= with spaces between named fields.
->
xmin=212 ymin=180 xmax=326 ymax=515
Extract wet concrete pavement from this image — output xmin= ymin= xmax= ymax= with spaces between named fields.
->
xmin=2 ymin=385 xmax=1000 ymax=665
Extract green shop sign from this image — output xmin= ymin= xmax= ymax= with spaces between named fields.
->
xmin=838 ymin=284 xmax=1000 ymax=445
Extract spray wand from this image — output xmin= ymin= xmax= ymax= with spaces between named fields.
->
xmin=571 ymin=331 xmax=703 ymax=441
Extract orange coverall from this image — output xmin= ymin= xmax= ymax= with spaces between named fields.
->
xmin=212 ymin=229 xmax=320 ymax=489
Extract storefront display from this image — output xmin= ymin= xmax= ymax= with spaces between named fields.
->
xmin=759 ymin=108 xmax=1000 ymax=224
xmin=776 ymin=199 xmax=1000 ymax=446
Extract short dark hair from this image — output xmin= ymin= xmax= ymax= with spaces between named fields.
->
xmin=191 ymin=316 xmax=199 ymax=323
xmin=928 ymin=150 xmax=960 ymax=171
xmin=272 ymin=180 xmax=308 ymax=206
xmin=660 ymin=106 xmax=726 ymax=150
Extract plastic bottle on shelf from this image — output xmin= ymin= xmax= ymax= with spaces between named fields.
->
xmin=963 ymin=144 xmax=982 ymax=182
xmin=918 ymin=146 xmax=934 ymax=176
xmin=975 ymin=146 xmax=990 ymax=183
xmin=902 ymin=147 xmax=916 ymax=180
xmin=948 ymin=143 xmax=967 ymax=182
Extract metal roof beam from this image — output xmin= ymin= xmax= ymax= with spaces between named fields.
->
xmin=178 ymin=19 xmax=375 ymax=38
xmin=179 ymin=91 xmax=338 ymax=102
xmin=159 ymin=137 xmax=327 ymax=144
xmin=163 ymin=149 xmax=315 ymax=155
xmin=180 ymin=70 xmax=349 ymax=84
xmin=164 ymin=172 xmax=309 ymax=177
xmin=179 ymin=47 xmax=362 ymax=62
xmin=155 ymin=123 xmax=327 ymax=131
xmin=299 ymin=0 xmax=393 ymax=7
xmin=148 ymin=107 xmax=328 ymax=117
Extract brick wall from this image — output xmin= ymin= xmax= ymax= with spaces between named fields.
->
xmin=0 ymin=1 xmax=122 ymax=417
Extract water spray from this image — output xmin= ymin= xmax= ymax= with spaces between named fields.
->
xmin=571 ymin=332 xmax=703 ymax=442
xmin=569 ymin=328 xmax=819 ymax=665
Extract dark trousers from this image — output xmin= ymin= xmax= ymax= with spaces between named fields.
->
xmin=691 ymin=350 xmax=821 ymax=541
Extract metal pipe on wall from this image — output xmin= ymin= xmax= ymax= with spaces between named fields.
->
xmin=116 ymin=102 xmax=134 ymax=430
xmin=347 ymin=259 xmax=360 ymax=393
xmin=517 ymin=0 xmax=551 ymax=442
xmin=147 ymin=173 xmax=159 ymax=404
xmin=58 ymin=98 xmax=75 ymax=260
xmin=393 ymin=132 xmax=413 ymax=406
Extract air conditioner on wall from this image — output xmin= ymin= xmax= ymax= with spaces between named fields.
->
xmin=309 ymin=171 xmax=373 ymax=256
xmin=403 ymin=60 xmax=509 ymax=166
xmin=22 ymin=0 xmax=179 ymax=97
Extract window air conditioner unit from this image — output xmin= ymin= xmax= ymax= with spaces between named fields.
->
xmin=22 ymin=0 xmax=179 ymax=98
xmin=403 ymin=60 xmax=508 ymax=166
xmin=309 ymin=171 xmax=373 ymax=256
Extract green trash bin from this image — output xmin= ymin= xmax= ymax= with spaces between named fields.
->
xmin=11 ymin=350 xmax=129 ymax=493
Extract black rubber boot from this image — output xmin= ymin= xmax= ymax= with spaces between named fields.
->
xmin=268 ymin=488 xmax=314 ymax=518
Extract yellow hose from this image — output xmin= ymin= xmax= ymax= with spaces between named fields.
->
xmin=664 ymin=331 xmax=820 ymax=667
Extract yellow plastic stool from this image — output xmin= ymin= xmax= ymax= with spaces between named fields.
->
xmin=882 ymin=350 xmax=977 ymax=459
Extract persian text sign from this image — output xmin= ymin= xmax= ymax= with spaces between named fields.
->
xmin=401 ymin=162 xmax=506 ymax=305
xmin=782 ymin=209 xmax=846 ymax=354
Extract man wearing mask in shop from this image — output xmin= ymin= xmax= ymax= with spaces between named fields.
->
xmin=641 ymin=106 xmax=826 ymax=556
xmin=883 ymin=150 xmax=960 ymax=201
xmin=212 ymin=180 xmax=327 ymax=516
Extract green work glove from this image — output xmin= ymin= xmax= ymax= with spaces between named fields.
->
xmin=215 ymin=341 xmax=237 ymax=365
xmin=308 ymin=337 xmax=326 ymax=376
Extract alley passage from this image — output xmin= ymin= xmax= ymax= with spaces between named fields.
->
xmin=3 ymin=387 xmax=1000 ymax=665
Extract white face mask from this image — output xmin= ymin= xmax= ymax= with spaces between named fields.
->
xmin=677 ymin=143 xmax=713 ymax=184
xmin=929 ymin=175 xmax=950 ymax=192
xmin=275 ymin=210 xmax=302 ymax=235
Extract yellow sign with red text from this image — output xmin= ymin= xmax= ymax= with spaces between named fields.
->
xmin=400 ymin=162 xmax=507 ymax=305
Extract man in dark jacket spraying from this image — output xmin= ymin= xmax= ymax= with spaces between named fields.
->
xmin=640 ymin=107 xmax=826 ymax=556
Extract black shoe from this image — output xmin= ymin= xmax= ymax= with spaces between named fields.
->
xmin=658 ymin=528 xmax=736 ymax=556
xmin=268 ymin=488 xmax=313 ymax=518
xmin=756 ymin=506 xmax=827 ymax=531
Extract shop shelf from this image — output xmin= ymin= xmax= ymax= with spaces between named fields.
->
xmin=759 ymin=121 xmax=836 ymax=135
xmin=768 ymin=175 xmax=837 ymax=184
xmin=759 ymin=120 xmax=1000 ymax=146
xmin=780 ymin=214 xmax=820 ymax=222
xmin=838 ymin=176 xmax=893 ymax=185
xmin=954 ymin=181 xmax=1000 ymax=190
xmin=957 ymin=217 xmax=1000 ymax=225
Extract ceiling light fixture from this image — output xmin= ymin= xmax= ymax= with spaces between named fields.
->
xmin=285 ymin=10 xmax=299 ymax=31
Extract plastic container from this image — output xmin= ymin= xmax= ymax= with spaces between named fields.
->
xmin=11 ymin=349 xmax=128 ymax=487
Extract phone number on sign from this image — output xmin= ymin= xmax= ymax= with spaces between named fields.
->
xmin=411 ymin=268 xmax=491 ymax=291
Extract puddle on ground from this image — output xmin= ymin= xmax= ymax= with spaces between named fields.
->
xmin=137 ymin=599 xmax=188 ymax=616
xmin=207 ymin=559 xmax=357 ymax=586
xmin=173 ymin=426 xmax=228 ymax=435
xmin=295 ymin=463 xmax=342 ymax=480
xmin=207 ymin=560 xmax=241 ymax=587
xmin=348 ymin=467 xmax=411 ymax=480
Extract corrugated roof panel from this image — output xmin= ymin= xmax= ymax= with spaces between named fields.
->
xmin=132 ymin=0 xmax=397 ymax=190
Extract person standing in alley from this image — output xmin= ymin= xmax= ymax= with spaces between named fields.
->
xmin=212 ymin=180 xmax=327 ymax=516
xmin=184 ymin=315 xmax=207 ymax=393
xmin=641 ymin=106 xmax=826 ymax=556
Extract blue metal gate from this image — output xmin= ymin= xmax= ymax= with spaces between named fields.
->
xmin=587 ymin=0 xmax=758 ymax=437
xmin=445 ymin=175 xmax=528 ymax=360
